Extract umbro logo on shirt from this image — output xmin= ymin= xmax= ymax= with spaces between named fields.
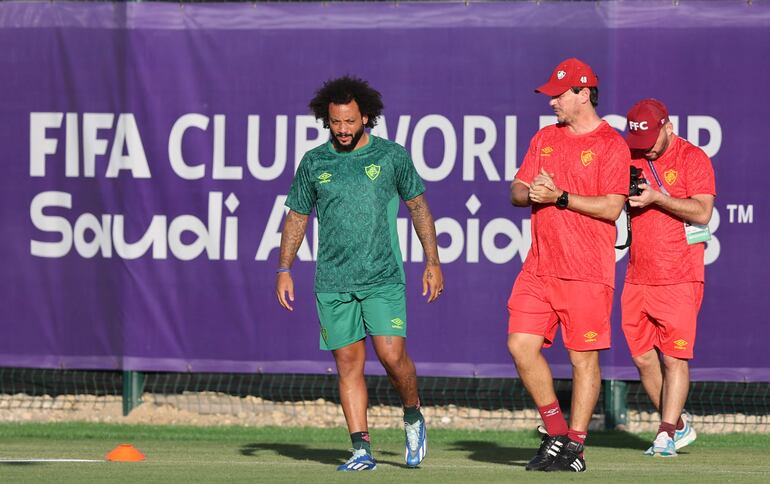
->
xmin=541 ymin=147 xmax=554 ymax=157
xmin=318 ymin=172 xmax=332 ymax=184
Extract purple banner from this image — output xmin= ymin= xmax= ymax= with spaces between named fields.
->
xmin=1 ymin=1 xmax=769 ymax=381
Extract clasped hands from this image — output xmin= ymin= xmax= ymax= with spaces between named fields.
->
xmin=527 ymin=168 xmax=561 ymax=205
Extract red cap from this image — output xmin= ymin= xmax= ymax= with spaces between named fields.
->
xmin=626 ymin=99 xmax=669 ymax=150
xmin=535 ymin=58 xmax=598 ymax=96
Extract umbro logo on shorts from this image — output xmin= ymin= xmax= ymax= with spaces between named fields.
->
xmin=391 ymin=318 xmax=404 ymax=329
xmin=583 ymin=331 xmax=598 ymax=343
xmin=674 ymin=339 xmax=688 ymax=350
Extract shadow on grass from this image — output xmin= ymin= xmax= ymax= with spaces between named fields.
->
xmin=240 ymin=443 xmax=340 ymax=465
xmin=583 ymin=430 xmax=651 ymax=450
xmin=449 ymin=441 xmax=533 ymax=467
xmin=239 ymin=443 xmax=406 ymax=468
xmin=450 ymin=431 xmax=652 ymax=466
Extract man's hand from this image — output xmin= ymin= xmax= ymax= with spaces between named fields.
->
xmin=405 ymin=194 xmax=444 ymax=302
xmin=422 ymin=264 xmax=444 ymax=303
xmin=628 ymin=182 xmax=660 ymax=209
xmin=275 ymin=272 xmax=295 ymax=311
xmin=630 ymin=185 xmax=714 ymax=225
xmin=529 ymin=168 xmax=560 ymax=205
xmin=532 ymin=167 xmax=556 ymax=191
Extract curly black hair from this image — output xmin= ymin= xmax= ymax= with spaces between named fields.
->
xmin=309 ymin=76 xmax=384 ymax=129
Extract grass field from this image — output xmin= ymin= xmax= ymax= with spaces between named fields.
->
xmin=1 ymin=423 xmax=769 ymax=483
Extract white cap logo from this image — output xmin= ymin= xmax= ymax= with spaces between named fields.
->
xmin=629 ymin=121 xmax=649 ymax=132
xmin=557 ymin=70 xmax=566 ymax=80
xmin=580 ymin=75 xmax=588 ymax=83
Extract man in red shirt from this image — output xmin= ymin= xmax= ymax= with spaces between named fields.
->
xmin=622 ymin=99 xmax=716 ymax=457
xmin=508 ymin=58 xmax=628 ymax=472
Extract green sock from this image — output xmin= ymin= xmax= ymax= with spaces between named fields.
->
xmin=404 ymin=404 xmax=423 ymax=425
xmin=350 ymin=431 xmax=371 ymax=453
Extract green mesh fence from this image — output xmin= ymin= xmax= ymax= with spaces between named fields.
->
xmin=624 ymin=380 xmax=770 ymax=433
xmin=0 ymin=368 xmax=122 ymax=419
xmin=1 ymin=368 xmax=768 ymax=432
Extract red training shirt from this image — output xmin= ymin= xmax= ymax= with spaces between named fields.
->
xmin=625 ymin=135 xmax=716 ymax=285
xmin=516 ymin=121 xmax=630 ymax=288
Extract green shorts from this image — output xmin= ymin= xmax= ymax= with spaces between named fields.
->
xmin=315 ymin=283 xmax=407 ymax=351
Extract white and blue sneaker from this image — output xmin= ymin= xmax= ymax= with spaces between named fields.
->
xmin=644 ymin=431 xmax=677 ymax=457
xmin=404 ymin=417 xmax=427 ymax=467
xmin=674 ymin=411 xmax=697 ymax=450
xmin=336 ymin=448 xmax=377 ymax=471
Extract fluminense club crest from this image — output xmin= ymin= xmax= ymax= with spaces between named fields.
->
xmin=580 ymin=150 xmax=595 ymax=167
xmin=664 ymin=169 xmax=678 ymax=185
xmin=365 ymin=164 xmax=381 ymax=181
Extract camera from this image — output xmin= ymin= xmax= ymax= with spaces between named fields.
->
xmin=617 ymin=166 xmax=648 ymax=250
xmin=629 ymin=166 xmax=647 ymax=196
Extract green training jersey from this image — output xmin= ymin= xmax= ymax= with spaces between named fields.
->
xmin=285 ymin=135 xmax=425 ymax=292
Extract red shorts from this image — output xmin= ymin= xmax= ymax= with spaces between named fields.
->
xmin=621 ymin=282 xmax=704 ymax=360
xmin=507 ymin=270 xmax=613 ymax=351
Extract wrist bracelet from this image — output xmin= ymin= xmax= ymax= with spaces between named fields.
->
xmin=276 ymin=268 xmax=291 ymax=274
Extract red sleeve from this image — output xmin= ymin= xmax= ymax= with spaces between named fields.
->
xmin=600 ymin=136 xmax=631 ymax=196
xmin=684 ymin=146 xmax=716 ymax=197
xmin=515 ymin=130 xmax=542 ymax=186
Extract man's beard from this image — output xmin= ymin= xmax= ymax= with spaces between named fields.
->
xmin=331 ymin=126 xmax=365 ymax=153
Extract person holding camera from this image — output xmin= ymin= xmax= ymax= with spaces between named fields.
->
xmin=508 ymin=58 xmax=629 ymax=472
xmin=622 ymin=99 xmax=716 ymax=457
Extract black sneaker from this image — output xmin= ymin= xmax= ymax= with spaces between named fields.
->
xmin=543 ymin=438 xmax=586 ymax=472
xmin=525 ymin=427 xmax=567 ymax=471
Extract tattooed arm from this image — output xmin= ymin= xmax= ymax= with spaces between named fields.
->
xmin=275 ymin=209 xmax=309 ymax=311
xmin=405 ymin=194 xmax=444 ymax=303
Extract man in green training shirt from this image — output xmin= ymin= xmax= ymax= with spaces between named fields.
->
xmin=275 ymin=76 xmax=444 ymax=471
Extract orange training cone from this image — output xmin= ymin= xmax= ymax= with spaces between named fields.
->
xmin=105 ymin=443 xmax=145 ymax=462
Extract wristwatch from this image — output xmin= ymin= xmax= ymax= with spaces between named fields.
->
xmin=555 ymin=190 xmax=569 ymax=209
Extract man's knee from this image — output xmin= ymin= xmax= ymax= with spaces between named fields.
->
xmin=661 ymin=353 xmax=689 ymax=371
xmin=372 ymin=336 xmax=409 ymax=372
xmin=507 ymin=333 xmax=542 ymax=363
xmin=569 ymin=350 xmax=599 ymax=371
xmin=632 ymin=349 xmax=660 ymax=371
xmin=377 ymin=350 xmax=406 ymax=372
xmin=333 ymin=345 xmax=365 ymax=376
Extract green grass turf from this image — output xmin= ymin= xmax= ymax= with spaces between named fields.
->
xmin=0 ymin=423 xmax=769 ymax=483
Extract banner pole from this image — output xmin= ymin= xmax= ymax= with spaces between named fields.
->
xmin=122 ymin=370 xmax=145 ymax=416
